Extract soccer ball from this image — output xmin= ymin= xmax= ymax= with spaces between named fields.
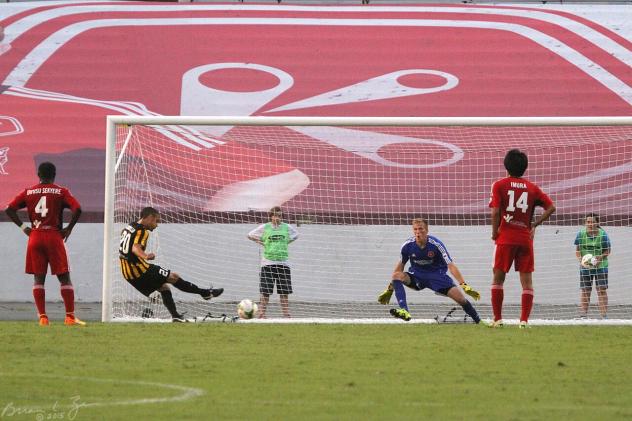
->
xmin=237 ymin=299 xmax=259 ymax=319
xmin=581 ymin=253 xmax=597 ymax=268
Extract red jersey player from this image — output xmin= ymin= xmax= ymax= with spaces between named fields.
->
xmin=5 ymin=162 xmax=84 ymax=326
xmin=489 ymin=149 xmax=556 ymax=328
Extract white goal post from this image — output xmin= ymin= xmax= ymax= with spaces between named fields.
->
xmin=103 ymin=116 xmax=632 ymax=324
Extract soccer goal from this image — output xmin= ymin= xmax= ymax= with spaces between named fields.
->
xmin=103 ymin=116 xmax=632 ymax=324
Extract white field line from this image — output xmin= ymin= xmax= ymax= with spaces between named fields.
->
xmin=0 ymin=373 xmax=205 ymax=410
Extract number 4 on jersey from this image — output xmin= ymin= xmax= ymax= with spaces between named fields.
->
xmin=506 ymin=190 xmax=528 ymax=213
xmin=35 ymin=196 xmax=48 ymax=217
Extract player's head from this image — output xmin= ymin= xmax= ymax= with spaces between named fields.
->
xmin=269 ymin=206 xmax=282 ymax=223
xmin=139 ymin=206 xmax=160 ymax=231
xmin=411 ymin=218 xmax=428 ymax=241
xmin=504 ymin=149 xmax=528 ymax=177
xmin=37 ymin=162 xmax=56 ymax=182
xmin=585 ymin=212 xmax=600 ymax=233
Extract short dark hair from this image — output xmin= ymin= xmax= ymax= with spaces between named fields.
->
xmin=140 ymin=207 xmax=159 ymax=219
xmin=585 ymin=212 xmax=600 ymax=224
xmin=269 ymin=206 xmax=282 ymax=217
xmin=504 ymin=149 xmax=528 ymax=177
xmin=38 ymin=162 xmax=56 ymax=181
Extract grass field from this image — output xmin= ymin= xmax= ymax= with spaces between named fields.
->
xmin=1 ymin=323 xmax=631 ymax=420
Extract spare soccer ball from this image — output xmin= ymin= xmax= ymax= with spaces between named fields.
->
xmin=237 ymin=299 xmax=258 ymax=319
xmin=581 ymin=253 xmax=597 ymax=268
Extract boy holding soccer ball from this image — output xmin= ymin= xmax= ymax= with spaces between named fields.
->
xmin=575 ymin=213 xmax=611 ymax=319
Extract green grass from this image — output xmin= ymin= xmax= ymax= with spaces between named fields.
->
xmin=1 ymin=323 xmax=631 ymax=420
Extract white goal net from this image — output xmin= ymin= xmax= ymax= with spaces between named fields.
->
xmin=103 ymin=116 xmax=632 ymax=324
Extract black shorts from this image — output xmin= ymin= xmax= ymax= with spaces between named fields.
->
xmin=260 ymin=265 xmax=292 ymax=295
xmin=580 ymin=268 xmax=608 ymax=290
xmin=127 ymin=264 xmax=171 ymax=297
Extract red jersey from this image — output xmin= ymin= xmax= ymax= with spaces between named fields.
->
xmin=489 ymin=176 xmax=553 ymax=245
xmin=7 ymin=183 xmax=81 ymax=231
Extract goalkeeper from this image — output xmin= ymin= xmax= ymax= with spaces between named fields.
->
xmin=377 ymin=218 xmax=482 ymax=323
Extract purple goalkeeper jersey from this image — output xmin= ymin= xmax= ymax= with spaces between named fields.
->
xmin=400 ymin=235 xmax=453 ymax=275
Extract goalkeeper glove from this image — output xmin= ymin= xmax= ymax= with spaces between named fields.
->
xmin=461 ymin=283 xmax=480 ymax=301
xmin=377 ymin=287 xmax=393 ymax=305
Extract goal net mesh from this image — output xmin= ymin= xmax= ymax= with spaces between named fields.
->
xmin=104 ymin=120 xmax=632 ymax=323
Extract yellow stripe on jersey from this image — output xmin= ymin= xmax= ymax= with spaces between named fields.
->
xmin=140 ymin=230 xmax=149 ymax=248
xmin=120 ymin=259 xmax=131 ymax=281
xmin=133 ymin=229 xmax=143 ymax=246
xmin=120 ymin=258 xmax=149 ymax=281
xmin=130 ymin=263 xmax=141 ymax=278
xmin=134 ymin=262 xmax=148 ymax=277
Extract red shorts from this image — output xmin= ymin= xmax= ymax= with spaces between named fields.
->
xmin=25 ymin=230 xmax=69 ymax=275
xmin=494 ymin=243 xmax=534 ymax=273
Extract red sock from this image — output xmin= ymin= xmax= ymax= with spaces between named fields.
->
xmin=521 ymin=289 xmax=534 ymax=322
xmin=60 ymin=284 xmax=75 ymax=316
xmin=33 ymin=285 xmax=46 ymax=317
xmin=491 ymin=285 xmax=504 ymax=321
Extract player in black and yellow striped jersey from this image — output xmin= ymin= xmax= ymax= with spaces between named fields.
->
xmin=119 ymin=221 xmax=151 ymax=281
xmin=119 ymin=207 xmax=224 ymax=322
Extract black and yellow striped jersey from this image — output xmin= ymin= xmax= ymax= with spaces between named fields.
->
xmin=119 ymin=222 xmax=151 ymax=281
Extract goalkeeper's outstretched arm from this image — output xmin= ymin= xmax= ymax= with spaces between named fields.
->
xmin=447 ymin=262 xmax=466 ymax=285
xmin=448 ymin=263 xmax=480 ymax=300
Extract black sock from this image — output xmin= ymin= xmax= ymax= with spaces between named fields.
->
xmin=173 ymin=278 xmax=205 ymax=295
xmin=160 ymin=289 xmax=179 ymax=317
xmin=461 ymin=301 xmax=481 ymax=324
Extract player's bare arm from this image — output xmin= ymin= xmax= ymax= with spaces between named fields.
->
xmin=132 ymin=244 xmax=155 ymax=260
xmin=447 ymin=262 xmax=466 ymax=285
xmin=248 ymin=235 xmax=263 ymax=245
xmin=490 ymin=207 xmax=500 ymax=240
xmin=60 ymin=207 xmax=82 ymax=240
xmin=392 ymin=260 xmax=405 ymax=277
xmin=4 ymin=206 xmax=31 ymax=236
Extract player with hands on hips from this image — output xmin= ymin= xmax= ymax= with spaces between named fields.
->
xmin=489 ymin=149 xmax=556 ymax=328
xmin=5 ymin=162 xmax=84 ymax=326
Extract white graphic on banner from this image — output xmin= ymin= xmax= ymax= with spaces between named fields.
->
xmin=270 ymin=69 xmax=459 ymax=112
xmin=181 ymin=62 xmax=293 ymax=137
xmin=0 ymin=116 xmax=24 ymax=137
xmin=0 ymin=147 xmax=9 ymax=175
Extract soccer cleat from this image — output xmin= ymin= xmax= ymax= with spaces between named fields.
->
xmin=488 ymin=319 xmax=504 ymax=328
xmin=172 ymin=313 xmax=190 ymax=323
xmin=519 ymin=321 xmax=530 ymax=329
xmin=202 ymin=287 xmax=224 ymax=300
xmin=64 ymin=315 xmax=86 ymax=326
xmin=39 ymin=315 xmax=49 ymax=326
xmin=377 ymin=287 xmax=393 ymax=305
xmin=389 ymin=308 xmax=411 ymax=322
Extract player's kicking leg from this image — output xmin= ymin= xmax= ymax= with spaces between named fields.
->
xmin=167 ymin=272 xmax=224 ymax=300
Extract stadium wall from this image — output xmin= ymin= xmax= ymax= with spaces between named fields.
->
xmin=2 ymin=222 xmax=631 ymax=305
